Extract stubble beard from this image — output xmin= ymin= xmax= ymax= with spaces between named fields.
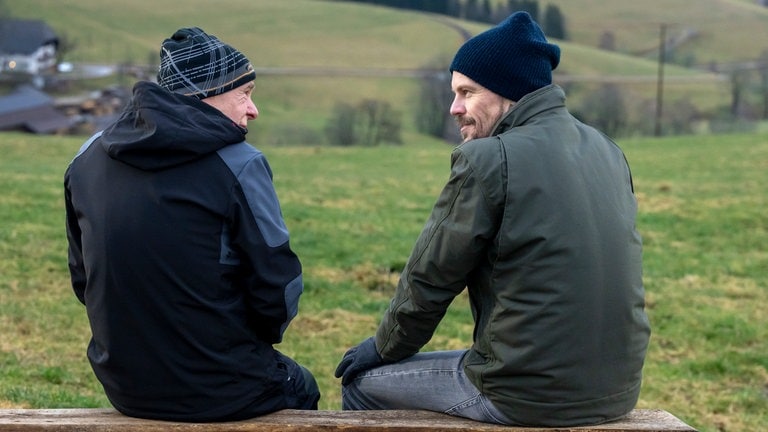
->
xmin=455 ymin=115 xmax=475 ymax=143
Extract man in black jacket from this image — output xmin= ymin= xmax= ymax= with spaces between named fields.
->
xmin=65 ymin=27 xmax=319 ymax=422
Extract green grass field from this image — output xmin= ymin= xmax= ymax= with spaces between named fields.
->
xmin=0 ymin=131 xmax=766 ymax=431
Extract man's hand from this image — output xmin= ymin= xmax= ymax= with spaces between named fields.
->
xmin=334 ymin=337 xmax=384 ymax=385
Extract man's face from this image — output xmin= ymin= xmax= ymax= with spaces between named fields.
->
xmin=449 ymin=72 xmax=513 ymax=143
xmin=202 ymin=81 xmax=258 ymax=128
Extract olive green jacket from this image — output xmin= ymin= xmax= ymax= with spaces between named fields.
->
xmin=375 ymin=84 xmax=650 ymax=427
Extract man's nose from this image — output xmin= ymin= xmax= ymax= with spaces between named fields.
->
xmin=248 ymin=100 xmax=259 ymax=120
xmin=449 ymin=97 xmax=464 ymax=116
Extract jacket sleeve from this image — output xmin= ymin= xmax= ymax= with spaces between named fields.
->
xmin=227 ymin=150 xmax=303 ymax=344
xmin=64 ymin=169 xmax=87 ymax=305
xmin=376 ymin=145 xmax=503 ymax=361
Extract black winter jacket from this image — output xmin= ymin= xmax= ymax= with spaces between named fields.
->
xmin=64 ymin=82 xmax=303 ymax=421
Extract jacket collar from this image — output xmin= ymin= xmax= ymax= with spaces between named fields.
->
xmin=491 ymin=84 xmax=566 ymax=136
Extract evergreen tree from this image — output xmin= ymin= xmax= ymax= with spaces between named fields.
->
xmin=465 ymin=0 xmax=483 ymax=22
xmin=543 ymin=4 xmax=567 ymax=39
xmin=447 ymin=0 xmax=462 ymax=18
xmin=507 ymin=0 xmax=539 ymax=22
xmin=481 ymin=0 xmax=494 ymax=23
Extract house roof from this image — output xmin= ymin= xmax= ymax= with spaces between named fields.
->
xmin=0 ymin=104 xmax=72 ymax=133
xmin=0 ymin=85 xmax=53 ymax=115
xmin=0 ymin=19 xmax=59 ymax=55
xmin=0 ymin=85 xmax=72 ymax=133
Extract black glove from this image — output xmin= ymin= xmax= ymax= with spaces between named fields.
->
xmin=334 ymin=337 xmax=384 ymax=385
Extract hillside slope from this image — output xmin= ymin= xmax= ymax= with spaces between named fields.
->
xmin=7 ymin=0 xmax=737 ymax=78
xmin=546 ymin=0 xmax=768 ymax=65
xmin=4 ymin=0 xmax=750 ymax=137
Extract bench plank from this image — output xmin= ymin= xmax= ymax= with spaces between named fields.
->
xmin=0 ymin=408 xmax=697 ymax=432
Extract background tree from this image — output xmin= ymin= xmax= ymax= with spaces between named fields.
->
xmin=507 ymin=0 xmax=539 ymax=21
xmin=325 ymin=99 xmax=402 ymax=146
xmin=325 ymin=102 xmax=358 ymax=146
xmin=55 ymin=31 xmax=78 ymax=64
xmin=759 ymin=49 xmax=768 ymax=119
xmin=446 ymin=0 xmax=462 ymax=18
xmin=464 ymin=0 xmax=483 ymax=22
xmin=599 ymin=31 xmax=616 ymax=51
xmin=543 ymin=4 xmax=567 ymax=39
xmin=573 ymin=84 xmax=627 ymax=137
xmin=358 ymin=99 xmax=402 ymax=146
xmin=663 ymin=97 xmax=699 ymax=135
xmin=730 ymin=69 xmax=748 ymax=117
xmin=481 ymin=0 xmax=493 ymax=23
xmin=416 ymin=57 xmax=455 ymax=141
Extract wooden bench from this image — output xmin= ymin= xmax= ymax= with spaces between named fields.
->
xmin=0 ymin=408 xmax=696 ymax=431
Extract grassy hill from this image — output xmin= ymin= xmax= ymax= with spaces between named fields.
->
xmin=7 ymin=0 xmax=757 ymax=139
xmin=10 ymin=0 xmax=767 ymax=67
xmin=546 ymin=0 xmax=768 ymax=64
xmin=532 ymin=0 xmax=768 ymax=63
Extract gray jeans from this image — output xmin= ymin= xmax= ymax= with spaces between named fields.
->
xmin=341 ymin=350 xmax=513 ymax=425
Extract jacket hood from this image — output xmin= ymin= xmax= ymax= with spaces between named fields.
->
xmin=100 ymin=81 xmax=247 ymax=171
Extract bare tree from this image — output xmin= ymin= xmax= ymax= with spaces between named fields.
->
xmin=416 ymin=73 xmax=451 ymax=138
xmin=760 ymin=49 xmax=768 ymax=119
xmin=55 ymin=31 xmax=78 ymax=64
xmin=325 ymin=102 xmax=358 ymax=146
xmin=358 ymin=99 xmax=402 ymax=146
xmin=730 ymin=69 xmax=748 ymax=117
xmin=325 ymin=99 xmax=402 ymax=146
xmin=573 ymin=84 xmax=628 ymax=137
xmin=416 ymin=56 xmax=459 ymax=142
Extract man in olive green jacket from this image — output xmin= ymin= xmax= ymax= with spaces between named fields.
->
xmin=335 ymin=11 xmax=650 ymax=427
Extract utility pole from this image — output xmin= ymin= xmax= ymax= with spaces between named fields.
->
xmin=654 ymin=23 xmax=667 ymax=137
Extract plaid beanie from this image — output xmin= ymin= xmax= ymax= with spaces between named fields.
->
xmin=450 ymin=12 xmax=560 ymax=102
xmin=157 ymin=27 xmax=255 ymax=99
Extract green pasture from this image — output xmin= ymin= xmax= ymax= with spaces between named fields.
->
xmin=1 ymin=131 xmax=766 ymax=432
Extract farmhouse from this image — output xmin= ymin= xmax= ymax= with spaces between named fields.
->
xmin=0 ymin=18 xmax=59 ymax=75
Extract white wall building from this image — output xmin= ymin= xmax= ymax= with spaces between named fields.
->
xmin=0 ymin=19 xmax=59 ymax=75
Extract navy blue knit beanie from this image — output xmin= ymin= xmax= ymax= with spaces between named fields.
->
xmin=450 ymin=12 xmax=560 ymax=102
xmin=157 ymin=27 xmax=255 ymax=99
